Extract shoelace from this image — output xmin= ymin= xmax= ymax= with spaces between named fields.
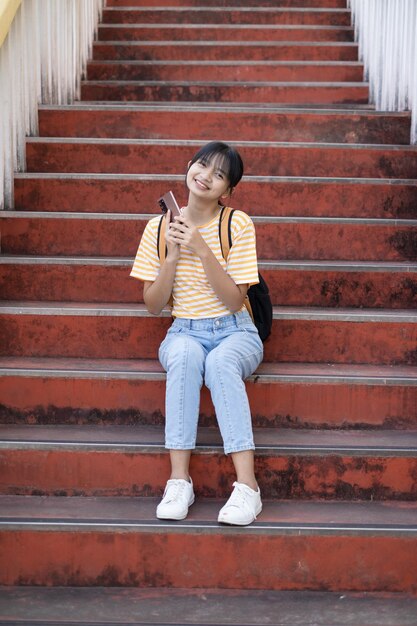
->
xmin=163 ymin=480 xmax=186 ymax=503
xmin=226 ymin=482 xmax=256 ymax=515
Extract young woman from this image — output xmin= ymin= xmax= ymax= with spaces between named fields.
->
xmin=130 ymin=141 xmax=264 ymax=526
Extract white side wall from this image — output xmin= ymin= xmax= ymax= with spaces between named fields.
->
xmin=349 ymin=0 xmax=417 ymax=143
xmin=0 ymin=0 xmax=105 ymax=209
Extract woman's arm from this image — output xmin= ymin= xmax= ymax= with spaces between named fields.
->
xmin=169 ymin=216 xmax=248 ymax=313
xmin=143 ymin=212 xmax=180 ymax=315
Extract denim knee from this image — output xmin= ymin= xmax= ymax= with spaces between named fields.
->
xmin=159 ymin=332 xmax=204 ymax=373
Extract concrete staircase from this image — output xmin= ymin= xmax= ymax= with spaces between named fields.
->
xmin=1 ymin=0 xmax=416 ymax=623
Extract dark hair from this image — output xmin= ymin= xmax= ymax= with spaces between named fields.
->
xmin=188 ymin=141 xmax=244 ymax=189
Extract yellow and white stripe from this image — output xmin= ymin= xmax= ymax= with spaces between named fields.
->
xmin=130 ymin=208 xmax=259 ymax=319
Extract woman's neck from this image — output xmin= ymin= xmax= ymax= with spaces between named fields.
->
xmin=184 ymin=195 xmax=222 ymax=226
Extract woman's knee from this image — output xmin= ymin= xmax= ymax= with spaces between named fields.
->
xmin=205 ymin=340 xmax=262 ymax=387
xmin=159 ymin=334 xmax=205 ymax=373
xmin=205 ymin=348 xmax=240 ymax=389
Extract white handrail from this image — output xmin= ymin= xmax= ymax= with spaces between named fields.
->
xmin=0 ymin=0 xmax=105 ymax=210
xmin=349 ymin=0 xmax=417 ymax=144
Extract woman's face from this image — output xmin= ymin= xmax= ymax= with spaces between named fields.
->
xmin=186 ymin=154 xmax=231 ymax=201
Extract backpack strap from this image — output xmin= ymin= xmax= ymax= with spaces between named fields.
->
xmin=219 ymin=206 xmax=234 ymax=261
xmin=156 ymin=215 xmax=173 ymax=308
xmin=218 ymin=206 xmax=254 ymax=322
xmin=157 ymin=214 xmax=167 ymax=262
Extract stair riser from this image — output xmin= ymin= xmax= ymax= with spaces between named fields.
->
xmin=1 ymin=449 xmax=416 ymax=500
xmin=3 ymin=217 xmax=416 ymax=262
xmin=37 ymin=109 xmax=412 ymax=145
xmin=80 ymin=83 xmax=368 ymax=105
xmin=106 ymin=0 xmax=349 ymax=7
xmin=92 ymin=42 xmax=359 ymax=62
xmin=25 ymin=143 xmax=416 ymax=179
xmin=2 ymin=265 xmax=415 ymax=309
xmin=1 ymin=316 xmax=415 ymax=365
xmin=97 ymin=26 xmax=354 ymax=42
xmin=101 ymin=9 xmax=352 ymax=26
xmin=86 ymin=61 xmax=363 ymax=82
xmin=14 ymin=177 xmax=417 ymax=218
xmin=1 ymin=531 xmax=416 ymax=592
xmin=2 ymin=376 xmax=415 ymax=430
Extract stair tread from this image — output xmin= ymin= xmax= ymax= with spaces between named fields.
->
xmin=1 ymin=301 xmax=416 ymax=322
xmin=39 ymin=102 xmax=383 ymax=113
xmin=81 ymin=79 xmax=368 ymax=87
xmin=3 ymin=210 xmax=417 ymax=225
xmin=89 ymin=59 xmax=364 ymax=66
xmin=17 ymin=172 xmax=417 ymax=184
xmin=1 ymin=495 xmax=416 ymax=533
xmin=1 ymin=586 xmax=416 ymax=626
xmin=1 ymin=356 xmax=415 ymax=382
xmin=94 ymin=38 xmax=354 ymax=42
xmin=27 ymin=137 xmax=415 ymax=150
xmin=2 ymin=256 xmax=416 ymax=271
xmin=100 ymin=22 xmax=354 ymax=28
xmin=1 ymin=423 xmax=417 ymax=453
xmin=103 ymin=6 xmax=351 ymax=10
xmin=73 ymin=99 xmax=377 ymax=109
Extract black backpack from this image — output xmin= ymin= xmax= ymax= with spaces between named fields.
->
xmin=157 ymin=207 xmax=273 ymax=342
xmin=218 ymin=206 xmax=272 ymax=342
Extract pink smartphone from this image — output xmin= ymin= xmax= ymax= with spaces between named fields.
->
xmin=158 ymin=191 xmax=182 ymax=222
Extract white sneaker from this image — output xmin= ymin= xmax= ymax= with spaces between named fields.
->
xmin=217 ymin=481 xmax=262 ymax=526
xmin=156 ymin=478 xmax=195 ymax=520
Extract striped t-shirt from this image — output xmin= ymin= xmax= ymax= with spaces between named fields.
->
xmin=130 ymin=208 xmax=259 ymax=319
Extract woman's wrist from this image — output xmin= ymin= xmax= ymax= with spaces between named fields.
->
xmin=164 ymin=252 xmax=180 ymax=265
xmin=195 ymin=238 xmax=211 ymax=260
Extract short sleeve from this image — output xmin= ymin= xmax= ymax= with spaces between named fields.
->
xmin=130 ymin=216 xmax=161 ymax=282
xmin=226 ymin=211 xmax=259 ymax=286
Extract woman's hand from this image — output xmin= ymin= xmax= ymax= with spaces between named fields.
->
xmin=168 ymin=214 xmax=207 ymax=257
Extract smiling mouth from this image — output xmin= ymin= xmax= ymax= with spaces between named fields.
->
xmin=195 ymin=178 xmax=210 ymax=190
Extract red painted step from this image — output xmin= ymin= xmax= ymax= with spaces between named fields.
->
xmin=1 ymin=258 xmax=416 ymax=309
xmin=92 ymin=41 xmax=359 ymax=62
xmin=1 ymin=358 xmax=416 ymax=430
xmin=3 ymin=0 xmax=417 ymax=607
xmin=86 ymin=60 xmax=364 ymax=83
xmin=2 ymin=212 xmax=416 ymax=261
xmin=97 ymin=24 xmax=355 ymax=43
xmin=101 ymin=8 xmax=352 ymax=26
xmin=25 ymin=139 xmax=417 ymax=179
xmin=1 ymin=424 xmax=416 ymax=500
xmin=13 ymin=174 xmax=417 ymax=218
xmin=37 ymin=105 xmax=412 ymax=144
xmin=3 ymin=586 xmax=417 ymax=626
xmin=80 ymin=80 xmax=368 ymax=105
xmin=1 ymin=496 xmax=416 ymax=591
xmin=1 ymin=304 xmax=416 ymax=365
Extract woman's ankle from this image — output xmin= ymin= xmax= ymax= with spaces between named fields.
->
xmin=170 ymin=473 xmax=192 ymax=483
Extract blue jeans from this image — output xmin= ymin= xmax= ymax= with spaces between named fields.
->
xmin=158 ymin=310 xmax=264 ymax=454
